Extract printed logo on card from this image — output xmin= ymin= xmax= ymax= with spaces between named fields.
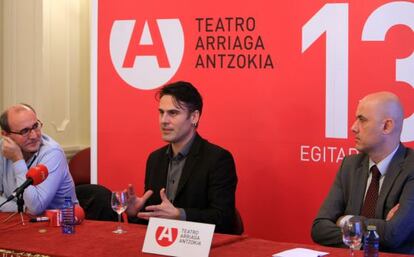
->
xmin=110 ymin=19 xmax=184 ymax=90
xmin=155 ymin=226 xmax=179 ymax=247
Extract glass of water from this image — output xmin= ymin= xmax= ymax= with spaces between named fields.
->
xmin=342 ymin=219 xmax=363 ymax=256
xmin=111 ymin=191 xmax=128 ymax=234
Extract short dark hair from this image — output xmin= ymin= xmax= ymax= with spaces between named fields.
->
xmin=157 ymin=81 xmax=203 ymax=115
xmin=0 ymin=103 xmax=36 ymax=132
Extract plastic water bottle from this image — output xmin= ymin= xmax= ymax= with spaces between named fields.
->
xmin=364 ymin=225 xmax=379 ymax=257
xmin=61 ymin=196 xmax=75 ymax=234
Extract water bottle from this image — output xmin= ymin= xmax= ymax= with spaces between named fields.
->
xmin=61 ymin=196 xmax=75 ymax=234
xmin=364 ymin=225 xmax=379 ymax=257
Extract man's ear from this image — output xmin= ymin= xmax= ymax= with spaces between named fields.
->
xmin=383 ymin=119 xmax=394 ymax=135
xmin=191 ymin=110 xmax=200 ymax=125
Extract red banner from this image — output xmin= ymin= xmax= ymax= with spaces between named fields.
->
xmin=94 ymin=0 xmax=414 ymax=243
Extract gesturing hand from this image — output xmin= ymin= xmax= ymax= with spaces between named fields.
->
xmin=1 ymin=136 xmax=23 ymax=162
xmin=125 ymin=184 xmax=153 ymax=217
xmin=137 ymin=188 xmax=180 ymax=220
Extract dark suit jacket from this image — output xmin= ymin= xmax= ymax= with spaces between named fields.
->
xmin=143 ymin=133 xmax=238 ymax=234
xmin=311 ymin=144 xmax=414 ymax=254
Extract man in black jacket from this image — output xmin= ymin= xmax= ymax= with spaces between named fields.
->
xmin=126 ymin=81 xmax=238 ymax=234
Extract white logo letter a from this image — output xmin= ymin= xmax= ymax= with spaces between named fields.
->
xmin=158 ymin=227 xmax=173 ymax=242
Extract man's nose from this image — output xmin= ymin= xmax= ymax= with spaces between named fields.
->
xmin=27 ymin=128 xmax=38 ymax=138
xmin=351 ymin=121 xmax=358 ymax=133
xmin=160 ymin=113 xmax=169 ymax=123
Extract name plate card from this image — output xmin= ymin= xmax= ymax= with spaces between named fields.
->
xmin=142 ymin=217 xmax=215 ymax=257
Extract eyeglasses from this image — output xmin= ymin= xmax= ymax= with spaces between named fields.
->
xmin=8 ymin=120 xmax=43 ymax=137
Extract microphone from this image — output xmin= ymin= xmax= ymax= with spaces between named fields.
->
xmin=74 ymin=205 xmax=85 ymax=224
xmin=45 ymin=205 xmax=85 ymax=226
xmin=8 ymin=164 xmax=49 ymax=201
xmin=0 ymin=164 xmax=48 ymax=209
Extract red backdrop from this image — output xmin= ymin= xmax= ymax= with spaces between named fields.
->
xmin=93 ymin=0 xmax=414 ymax=243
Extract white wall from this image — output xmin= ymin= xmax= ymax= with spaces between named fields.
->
xmin=0 ymin=0 xmax=90 ymax=157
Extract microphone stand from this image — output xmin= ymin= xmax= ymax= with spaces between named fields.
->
xmin=0 ymin=192 xmax=26 ymax=225
xmin=16 ymin=192 xmax=26 ymax=225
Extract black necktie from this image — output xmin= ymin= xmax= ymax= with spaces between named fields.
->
xmin=361 ymin=165 xmax=381 ymax=218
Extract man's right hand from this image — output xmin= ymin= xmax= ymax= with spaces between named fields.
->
xmin=1 ymin=136 xmax=23 ymax=162
xmin=386 ymin=203 xmax=399 ymax=221
xmin=125 ymin=184 xmax=153 ymax=217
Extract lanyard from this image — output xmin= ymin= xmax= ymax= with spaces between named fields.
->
xmin=26 ymin=154 xmax=37 ymax=169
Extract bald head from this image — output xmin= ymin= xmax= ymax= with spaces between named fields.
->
xmin=352 ymin=91 xmax=404 ymax=162
xmin=0 ymin=104 xmax=36 ymax=133
xmin=360 ymin=91 xmax=404 ymax=136
xmin=0 ymin=103 xmax=42 ymax=161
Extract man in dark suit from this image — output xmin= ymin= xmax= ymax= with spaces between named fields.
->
xmin=311 ymin=92 xmax=414 ymax=254
xmin=126 ymin=81 xmax=238 ymax=234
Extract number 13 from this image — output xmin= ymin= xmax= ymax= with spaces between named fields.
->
xmin=302 ymin=1 xmax=414 ymax=142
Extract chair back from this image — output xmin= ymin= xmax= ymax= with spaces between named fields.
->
xmin=233 ymin=208 xmax=244 ymax=235
xmin=76 ymin=184 xmax=118 ymax=221
xmin=68 ymin=147 xmax=91 ymax=185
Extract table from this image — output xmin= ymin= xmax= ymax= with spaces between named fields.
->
xmin=0 ymin=213 xmax=243 ymax=257
xmin=0 ymin=213 xmax=411 ymax=257
xmin=210 ymin=237 xmax=413 ymax=257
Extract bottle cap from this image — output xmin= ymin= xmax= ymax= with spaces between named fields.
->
xmin=367 ymin=225 xmax=377 ymax=231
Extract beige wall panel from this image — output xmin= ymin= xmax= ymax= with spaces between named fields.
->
xmin=0 ymin=0 xmax=3 ymax=103
xmin=1 ymin=0 xmax=90 ymax=156
xmin=2 ymin=0 xmax=42 ymax=108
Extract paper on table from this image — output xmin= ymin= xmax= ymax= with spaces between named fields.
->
xmin=273 ymin=247 xmax=329 ymax=257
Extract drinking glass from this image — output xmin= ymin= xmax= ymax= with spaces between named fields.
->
xmin=111 ymin=191 xmax=128 ymax=234
xmin=342 ymin=219 xmax=363 ymax=256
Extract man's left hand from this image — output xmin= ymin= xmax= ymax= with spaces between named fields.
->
xmin=137 ymin=188 xmax=180 ymax=220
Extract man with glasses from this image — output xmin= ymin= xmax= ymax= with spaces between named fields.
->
xmin=0 ymin=104 xmax=77 ymax=214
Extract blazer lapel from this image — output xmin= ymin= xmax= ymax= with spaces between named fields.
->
xmin=353 ymin=157 xmax=369 ymax=215
xmin=175 ymin=134 xmax=202 ymax=197
xmin=376 ymin=144 xmax=406 ymax=217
